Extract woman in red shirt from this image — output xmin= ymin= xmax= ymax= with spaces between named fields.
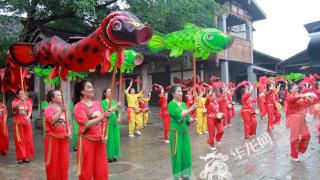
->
xmin=12 ymin=89 xmax=34 ymax=164
xmin=73 ymin=80 xmax=113 ymax=180
xmin=240 ymin=85 xmax=258 ymax=139
xmin=157 ymin=84 xmax=170 ymax=143
xmin=287 ymin=83 xmax=311 ymax=161
xmin=258 ymin=89 xmax=267 ymax=120
xmin=265 ymin=84 xmax=277 ymax=132
xmin=205 ymin=87 xmax=224 ymax=150
xmin=219 ymin=89 xmax=231 ymax=128
xmin=44 ymin=90 xmax=71 ymax=180
xmin=0 ymin=102 xmax=8 ymax=155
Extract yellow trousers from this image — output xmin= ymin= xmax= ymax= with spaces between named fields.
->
xmin=196 ymin=108 xmax=207 ymax=134
xmin=143 ymin=112 xmax=149 ymax=125
xmin=128 ymin=111 xmax=143 ymax=135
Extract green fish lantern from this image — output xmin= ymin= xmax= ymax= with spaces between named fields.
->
xmin=147 ymin=23 xmax=233 ymax=59
xmin=33 ymin=65 xmax=90 ymax=86
xmin=108 ymin=50 xmax=144 ymax=73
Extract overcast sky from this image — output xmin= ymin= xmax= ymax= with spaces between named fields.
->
xmin=253 ymin=0 xmax=319 ymax=60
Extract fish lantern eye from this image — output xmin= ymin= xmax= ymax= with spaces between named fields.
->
xmin=113 ymin=21 xmax=122 ymax=31
xmin=207 ymin=34 xmax=213 ymax=40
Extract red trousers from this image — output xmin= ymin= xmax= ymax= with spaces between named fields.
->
xmin=13 ymin=123 xmax=35 ymax=160
xmin=266 ymin=104 xmax=280 ymax=131
xmin=227 ymin=108 xmax=232 ymax=125
xmin=160 ymin=113 xmax=170 ymax=140
xmin=44 ymin=135 xmax=69 ymax=180
xmin=274 ymin=109 xmax=281 ymax=125
xmin=207 ymin=117 xmax=224 ymax=146
xmin=258 ymin=100 xmax=267 ymax=119
xmin=316 ymin=120 xmax=320 ymax=143
xmin=77 ymin=137 xmax=108 ymax=180
xmin=0 ymin=123 xmax=9 ymax=154
xmin=240 ymin=110 xmax=257 ymax=139
xmin=220 ymin=107 xmax=230 ymax=126
xmin=289 ymin=113 xmax=310 ymax=158
xmin=232 ymin=106 xmax=235 ymax=118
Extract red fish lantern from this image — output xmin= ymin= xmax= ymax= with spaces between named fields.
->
xmin=9 ymin=11 xmax=153 ymax=80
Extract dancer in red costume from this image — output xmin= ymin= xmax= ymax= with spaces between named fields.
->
xmin=226 ymin=89 xmax=234 ymax=126
xmin=0 ymin=102 xmax=8 ymax=155
xmin=314 ymin=82 xmax=320 ymax=143
xmin=156 ymin=84 xmax=170 ymax=143
xmin=265 ymin=83 xmax=280 ymax=132
xmin=283 ymin=84 xmax=290 ymax=128
xmin=73 ymin=80 xmax=114 ymax=180
xmin=185 ymin=88 xmax=195 ymax=118
xmin=12 ymin=89 xmax=34 ymax=164
xmin=219 ymin=89 xmax=231 ymax=127
xmin=240 ymin=85 xmax=258 ymax=139
xmin=44 ymin=90 xmax=71 ymax=180
xmin=273 ymin=86 xmax=282 ymax=126
xmin=229 ymin=87 xmax=236 ymax=118
xmin=205 ymin=87 xmax=224 ymax=149
xmin=258 ymin=89 xmax=267 ymax=120
xmin=287 ymin=83 xmax=312 ymax=161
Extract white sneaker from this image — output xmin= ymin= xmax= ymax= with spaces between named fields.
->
xmin=217 ymin=141 xmax=221 ymax=145
xmin=129 ymin=134 xmax=135 ymax=138
xmin=135 ymin=130 xmax=142 ymax=136
xmin=228 ymin=124 xmax=232 ymax=127
xmin=208 ymin=146 xmax=216 ymax=151
xmin=291 ymin=157 xmax=300 ymax=162
xmin=163 ymin=140 xmax=170 ymax=144
xmin=204 ymin=131 xmax=208 ymax=134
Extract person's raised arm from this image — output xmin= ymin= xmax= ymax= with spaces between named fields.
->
xmin=125 ymin=80 xmax=133 ymax=94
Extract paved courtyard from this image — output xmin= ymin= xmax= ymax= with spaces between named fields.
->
xmin=1 ymin=106 xmax=320 ymax=180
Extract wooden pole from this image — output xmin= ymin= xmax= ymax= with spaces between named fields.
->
xmin=117 ymin=72 xmax=123 ymax=122
xmin=19 ymin=67 xmax=25 ymax=93
xmin=59 ymin=76 xmax=69 ymax=134
xmin=192 ymin=52 xmax=196 ymax=88
xmin=192 ymin=52 xmax=197 ymax=96
xmin=104 ymin=57 xmax=118 ymax=138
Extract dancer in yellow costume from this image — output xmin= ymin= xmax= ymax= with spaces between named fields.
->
xmin=125 ymin=80 xmax=144 ymax=137
xmin=195 ymin=88 xmax=207 ymax=135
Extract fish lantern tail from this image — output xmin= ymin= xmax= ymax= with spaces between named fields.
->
xmin=146 ymin=32 xmax=166 ymax=52
xmin=9 ymin=43 xmax=37 ymax=66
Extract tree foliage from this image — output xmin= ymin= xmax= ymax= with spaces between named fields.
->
xmin=125 ymin=0 xmax=227 ymax=33
xmin=0 ymin=0 xmax=119 ymax=40
xmin=0 ymin=0 xmax=119 ymax=66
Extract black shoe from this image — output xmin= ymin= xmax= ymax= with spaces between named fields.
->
xmin=73 ymin=147 xmax=77 ymax=152
xmin=108 ymin=159 xmax=114 ymax=163
xmin=23 ymin=159 xmax=30 ymax=163
xmin=113 ymin=158 xmax=117 ymax=162
xmin=182 ymin=176 xmax=190 ymax=180
xmin=18 ymin=160 xmax=23 ymax=164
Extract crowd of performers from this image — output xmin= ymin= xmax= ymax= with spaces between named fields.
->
xmin=1 ymin=74 xmax=320 ymax=180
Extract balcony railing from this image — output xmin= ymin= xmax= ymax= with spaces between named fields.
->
xmin=217 ymin=36 xmax=252 ymax=64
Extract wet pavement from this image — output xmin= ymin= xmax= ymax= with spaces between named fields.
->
xmin=1 ymin=105 xmax=320 ymax=180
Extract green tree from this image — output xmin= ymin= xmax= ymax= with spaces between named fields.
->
xmin=0 ymin=0 xmax=119 ymax=41
xmin=125 ymin=0 xmax=227 ymax=33
xmin=0 ymin=0 xmax=120 ymax=66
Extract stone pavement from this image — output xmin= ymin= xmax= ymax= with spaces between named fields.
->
xmin=1 ymin=106 xmax=320 ymax=180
